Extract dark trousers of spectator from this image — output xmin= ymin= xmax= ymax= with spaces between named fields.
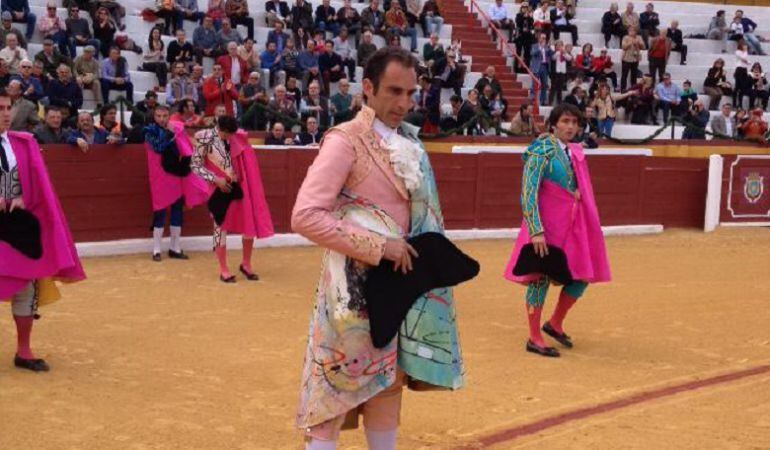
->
xmin=750 ymin=89 xmax=770 ymax=110
xmin=155 ymin=9 xmax=178 ymax=35
xmin=69 ymin=37 xmax=101 ymax=60
xmin=620 ymin=61 xmax=638 ymax=91
xmin=490 ymin=19 xmax=514 ymax=42
xmin=648 ymin=56 xmax=666 ymax=85
xmin=229 ymin=15 xmax=254 ymax=40
xmin=11 ymin=12 xmax=36 ymax=39
xmin=553 ymin=24 xmax=578 ymax=44
xmin=194 ymin=48 xmax=224 ymax=64
xmin=515 ymin=33 xmax=533 ymax=73
xmin=640 ymin=28 xmax=657 ymax=49
xmin=671 ymin=43 xmax=687 ymax=64
xmin=603 ymin=25 xmax=624 ymax=48
xmin=302 ymin=69 xmax=323 ymax=93
xmin=658 ymin=100 xmax=676 ymax=123
xmin=141 ymin=62 xmax=169 ymax=88
xmin=175 ymin=10 xmax=205 ymax=29
xmin=631 ymin=102 xmax=655 ymax=124
xmin=45 ymin=31 xmax=71 ymax=57
xmin=153 ymin=198 xmax=183 ymax=228
xmin=549 ymin=72 xmax=567 ymax=105
xmin=593 ymin=70 xmax=618 ymax=90
xmin=322 ymin=69 xmax=345 ymax=95
xmin=340 ymin=57 xmax=356 ymax=81
xmin=388 ymin=27 xmax=417 ymax=51
xmin=101 ymin=79 xmax=134 ymax=104
xmin=315 ymin=20 xmax=340 ymax=36
xmin=734 ymin=67 xmax=751 ymax=109
xmin=344 ymin=23 xmax=362 ymax=46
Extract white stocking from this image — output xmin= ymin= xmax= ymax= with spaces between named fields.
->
xmin=152 ymin=227 xmax=164 ymax=255
xmin=305 ymin=438 xmax=336 ymax=450
xmin=365 ymin=429 xmax=397 ymax=450
xmin=169 ymin=225 xmax=182 ymax=252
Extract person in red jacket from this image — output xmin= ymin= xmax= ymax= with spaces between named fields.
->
xmin=202 ymin=63 xmax=239 ymax=116
xmin=589 ymin=47 xmax=617 ymax=91
xmin=215 ymin=41 xmax=250 ymax=88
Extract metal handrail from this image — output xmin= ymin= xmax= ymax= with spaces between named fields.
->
xmin=467 ymin=0 xmax=541 ymax=115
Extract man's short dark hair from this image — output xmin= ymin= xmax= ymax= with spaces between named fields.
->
xmin=217 ymin=116 xmax=238 ymax=133
xmin=450 ymin=94 xmax=462 ymax=104
xmin=363 ymin=47 xmax=417 ymax=93
xmin=154 ymin=104 xmax=170 ymax=113
xmin=45 ymin=105 xmax=61 ymax=115
xmin=547 ymin=103 xmax=583 ymax=130
xmin=100 ymin=103 xmax=116 ymax=116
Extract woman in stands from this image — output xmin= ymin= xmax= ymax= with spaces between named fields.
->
xmin=734 ymin=41 xmax=752 ymax=108
xmin=590 ymin=48 xmax=618 ymax=92
xmin=458 ymin=88 xmax=485 ymax=135
xmin=601 ymin=2 xmax=624 ymax=49
xmin=748 ymin=62 xmax=769 ymax=110
xmin=703 ymin=58 xmax=732 ymax=111
xmin=515 ymin=3 xmax=535 ymax=72
xmin=590 ymin=82 xmax=637 ymax=137
xmin=140 ymin=27 xmax=169 ymax=93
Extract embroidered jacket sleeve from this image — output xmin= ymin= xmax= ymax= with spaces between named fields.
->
xmin=191 ymin=131 xmax=217 ymax=183
xmin=291 ymin=130 xmax=387 ymax=266
xmin=521 ymin=137 xmax=553 ymax=237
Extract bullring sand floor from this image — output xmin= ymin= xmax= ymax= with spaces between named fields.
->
xmin=0 ymin=228 xmax=769 ymax=449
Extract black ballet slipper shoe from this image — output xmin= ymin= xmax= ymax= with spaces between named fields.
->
xmin=220 ymin=274 xmax=237 ymax=283
xmin=152 ymin=253 xmax=162 ymax=262
xmin=168 ymin=250 xmax=189 ymax=260
xmin=543 ymin=322 xmax=573 ymax=348
xmin=526 ymin=340 xmax=560 ymax=357
xmin=239 ymin=265 xmax=259 ymax=281
xmin=14 ymin=355 xmax=50 ymax=372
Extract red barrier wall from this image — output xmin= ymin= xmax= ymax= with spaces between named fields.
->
xmin=719 ymin=155 xmax=770 ymax=224
xmin=41 ymin=145 xmax=708 ymax=242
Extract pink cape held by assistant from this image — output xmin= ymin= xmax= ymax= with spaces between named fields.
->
xmin=205 ymin=130 xmax=274 ymax=238
xmin=504 ymin=143 xmax=611 ymax=284
xmin=0 ymin=132 xmax=86 ymax=299
xmin=145 ymin=120 xmax=210 ymax=212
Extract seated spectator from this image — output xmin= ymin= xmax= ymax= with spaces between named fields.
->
xmin=329 ymin=77 xmax=353 ymax=124
xmin=653 ymin=72 xmax=681 ymax=123
xmin=423 ymin=33 xmax=444 ymax=73
xmin=217 ymin=18 xmax=243 ymax=53
xmin=710 ymin=103 xmax=735 ymax=138
xmin=170 ymin=98 xmax=204 ymax=127
xmin=407 ymin=74 xmax=440 ymax=131
xmin=167 ymin=29 xmax=195 ymax=69
xmin=509 ymin=103 xmax=539 ymax=136
xmin=73 ymin=45 xmax=103 ymax=106
xmin=728 ymin=15 xmax=744 ymax=44
xmin=47 ymin=64 xmax=83 ymax=118
xmin=361 ymin=0 xmax=386 ymax=36
xmin=225 ymin=0 xmax=253 ymax=41
xmin=551 ymin=0 xmax=578 ymax=44
xmin=0 ymin=33 xmax=27 ymax=74
xmin=665 ymin=20 xmax=687 ymax=65
xmin=574 ymin=43 xmax=594 ymax=79
xmin=337 ymin=0 xmax=362 ymax=45
xmin=314 ymin=0 xmax=338 ymax=36
xmin=237 ymin=38 xmax=260 ymax=72
xmin=734 ymin=108 xmax=748 ymax=138
xmin=532 ymin=2 xmax=551 ymax=40
xmin=707 ymin=10 xmax=728 ymax=51
xmin=92 ymin=7 xmax=116 ymax=58
xmin=357 ymin=30 xmax=378 ymax=68
xmin=131 ymin=91 xmax=159 ymax=127
xmin=458 ymin=89 xmax=484 ymax=135
xmin=175 ymin=0 xmax=206 ymax=29
xmin=621 ymin=2 xmax=639 ymax=34
xmin=298 ymin=39 xmax=322 ymax=92
xmin=67 ymin=111 xmax=107 ymax=152
xmin=564 ymin=86 xmax=587 ymax=109
xmin=591 ymin=47 xmax=618 ymax=91
xmin=735 ymin=10 xmax=765 ymax=56
xmin=638 ymin=2 xmax=659 ymax=48
xmin=217 ymin=41 xmax=249 ymax=87
xmin=434 ymin=50 xmax=464 ymax=97
xmin=65 ymin=5 xmax=99 ymax=58
xmin=275 ymin=37 xmax=300 ymax=85
xmin=385 ymin=2 xmax=417 ymax=53
xmin=38 ymin=1 xmax=69 ymax=57
xmin=0 ymin=11 xmax=25 ymax=49
xmin=7 ymin=78 xmax=38 ymax=130
xmin=575 ymin=104 xmax=599 ymax=148
xmin=259 ymin=41 xmax=281 ymax=86
xmin=289 ymin=0 xmax=314 ymax=40
xmin=35 ymin=38 xmax=72 ymax=81
xmin=141 ymin=27 xmax=170 ymax=93
xmin=680 ymin=79 xmax=698 ymax=107
xmin=628 ymin=73 xmax=656 ymax=124
xmin=190 ymin=63 xmax=205 ymax=108
xmin=704 ymin=58 xmax=732 ymax=111
xmin=319 ymin=40 xmax=346 ymax=94
xmin=420 ymin=0 xmax=443 ymax=37
xmin=285 ymin=75 xmax=301 ymax=109
xmin=166 ymin=61 xmax=196 ymax=106
xmin=1 ymin=0 xmax=35 ymax=40
xmin=193 ymin=16 xmax=221 ymax=63
xmin=748 ymin=63 xmax=769 ymax=110
xmin=267 ymin=20 xmax=290 ymax=54
xmin=239 ymin=71 xmax=268 ymax=130
xmin=265 ymin=0 xmax=290 ymax=28
xmin=264 ymin=121 xmax=292 ymax=145
xmin=202 ymin=63 xmax=238 ymax=115
xmin=738 ymin=108 xmax=767 ymax=141
xmin=682 ymin=99 xmax=709 ymax=139
xmin=97 ymin=103 xmax=128 ymax=144
xmin=438 ymin=94 xmax=462 ymax=132
xmin=11 ymin=58 xmax=42 ymax=103
xmin=293 ymin=116 xmax=321 ymax=145
xmin=206 ymin=0 xmax=226 ymax=29
xmin=267 ymin=84 xmax=298 ymax=126
xmin=479 ymin=85 xmax=504 ymax=133
xmin=33 ymin=105 xmax=68 ymax=144
xmin=488 ymin=0 xmax=514 ymax=43
xmin=333 ymin=27 xmax=356 ymax=82
xmin=30 ymin=59 xmax=47 ymax=91
xmin=591 ymin=82 xmax=637 ymax=137
xmin=94 ymin=0 xmax=126 ymax=31
xmin=299 ymin=81 xmax=329 ymax=130
xmin=100 ymin=46 xmax=134 ymax=104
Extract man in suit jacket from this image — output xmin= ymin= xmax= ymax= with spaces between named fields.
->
xmin=529 ymin=33 xmax=553 ymax=106
xmin=710 ymin=103 xmax=736 ymax=138
xmin=216 ymin=42 xmax=250 ymax=88
xmin=550 ymin=0 xmax=578 ymax=44
xmin=265 ymin=0 xmax=290 ymax=26
xmin=267 ymin=20 xmax=291 ymax=53
xmin=202 ymin=63 xmax=239 ymax=116
xmin=7 ymin=79 xmax=38 ymax=131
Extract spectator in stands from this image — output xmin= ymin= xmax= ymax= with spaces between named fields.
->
xmin=551 ymin=0 xmax=577 ymax=45
xmin=175 ymin=0 xmax=205 ymax=29
xmin=679 ymin=79 xmax=698 ymax=110
xmin=549 ymin=39 xmax=571 ymax=105
xmin=299 ymin=80 xmax=329 ymax=130
xmin=202 ymin=62 xmax=238 ymax=115
xmin=532 ymin=2 xmax=551 ymax=40
xmin=638 ymin=3 xmax=658 ymax=49
xmin=47 ymin=63 xmax=83 ymax=118
xmin=190 ymin=63 xmax=204 ymax=105
xmin=298 ymin=39 xmax=322 ymax=91
xmin=319 ymin=40 xmax=345 ymax=94
xmin=710 ymin=103 xmax=735 ymax=138
xmin=30 ymin=58 xmax=46 ymax=87
xmin=237 ymin=38 xmax=260 ymax=72
xmin=267 ymin=84 xmax=297 ymax=125
xmin=166 ymin=61 xmax=197 ymax=106
xmin=36 ymin=38 xmax=72 ymax=81
xmin=423 ymin=32 xmax=443 ymax=72
xmin=337 ymin=0 xmax=361 ymax=45
xmin=647 ymin=28 xmax=667 ymax=85
xmin=408 ymin=74 xmax=439 ymax=130
xmin=665 ymin=20 xmax=687 ymax=65
xmin=314 ymin=0 xmax=338 ymax=36
xmin=225 ymin=0 xmax=253 ymax=40
xmin=733 ymin=108 xmax=747 ymax=139
xmin=385 ymin=2 xmax=417 ymax=53
xmin=275 ymin=37 xmax=299 ymax=85
xmin=458 ymin=88 xmax=484 ymax=135
xmin=621 ymin=2 xmax=639 ymax=34
xmin=206 ymin=0 xmax=226 ymax=29
xmin=487 ymin=0 xmax=514 ymax=43
xmin=530 ymin=32 xmax=552 ymax=106
xmin=734 ymin=41 xmax=751 ymax=108
xmin=92 ymin=7 xmax=116 ymax=58
xmin=217 ymin=17 xmax=242 ymax=53
xmin=140 ymin=28 xmax=170 ymax=93
xmin=259 ymin=41 xmax=281 ymax=86
xmin=420 ymin=0 xmax=442 ymax=37
xmin=0 ymin=33 xmax=26 ymax=74
xmin=0 ymin=11 xmax=24 ymax=49
xmin=515 ymin=4 xmax=534 ymax=71
xmin=629 ymin=73 xmax=656 ymax=124
xmin=217 ymin=41 xmax=249 ymax=88
xmin=167 ymin=29 xmax=195 ymax=69
xmin=728 ymin=15 xmax=744 ymax=44
xmin=329 ymin=77 xmax=352 ymax=124
xmin=33 ymin=105 xmax=68 ymax=144
xmin=170 ymin=98 xmax=204 ymax=126
xmin=1 ymin=0 xmax=34 ymax=40
xmin=591 ymin=82 xmax=635 ymax=137
xmin=264 ymin=121 xmax=292 ymax=145
xmin=288 ymin=0 xmax=314 ymax=42
xmin=65 ymin=5 xmax=99 ymax=58
xmin=704 ymin=58 xmax=732 ymax=111
xmin=38 ymin=1 xmax=69 ymax=57
xmin=739 ymin=108 xmax=767 ymax=141
xmin=100 ymin=46 xmax=133 ymax=104
xmin=574 ymin=43 xmax=593 ymax=79
xmin=156 ymin=0 xmax=179 ymax=35
xmin=620 ymin=26 xmax=644 ymax=91
xmin=682 ymin=98 xmax=709 ymax=139
xmin=707 ymin=10 xmax=728 ymax=52
xmin=73 ymin=45 xmax=102 ymax=106
xmin=293 ymin=116 xmax=321 ymax=145
xmin=265 ymin=0 xmax=290 ymax=27
xmin=357 ymin=30 xmax=377 ymax=68
xmin=67 ymin=111 xmax=107 ymax=151
xmin=285 ymin=75 xmax=301 ymax=108
xmin=475 ymin=65 xmax=503 ymax=98
xmin=434 ymin=49 xmax=464 ymax=97
xmin=748 ymin=62 xmax=769 ymax=110
xmin=361 ymin=0 xmax=385 ymax=36
xmin=7 ymin=78 xmax=36 ymax=130
xmin=735 ymin=10 xmax=765 ymax=56
xmin=653 ymin=72 xmax=681 ymax=123
xmin=480 ymin=85 xmax=504 ymax=133
xmin=98 ymin=103 xmax=128 ymax=143
xmin=267 ymin=20 xmax=290 ymax=54
xmin=131 ymin=90 xmax=158 ymax=127
xmin=404 ymin=0 xmax=421 ymax=34
xmin=12 ymin=58 xmax=42 ymax=103
xmin=601 ymin=3 xmax=624 ymax=49
xmin=576 ymin=104 xmax=599 ymax=148
xmin=239 ymin=71 xmax=267 ymax=129
xmin=509 ymin=103 xmax=538 ymax=136
xmin=193 ymin=16 xmax=220 ymax=63
xmin=333 ymin=27 xmax=356 ymax=82
xmin=564 ymin=86 xmax=587 ymax=109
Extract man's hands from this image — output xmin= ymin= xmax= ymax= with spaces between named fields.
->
xmin=383 ymin=238 xmax=419 ymax=274
xmin=214 ymin=176 xmax=231 ymax=192
xmin=76 ymin=137 xmax=89 ymax=153
xmin=0 ymin=197 xmax=24 ymax=212
xmin=531 ymin=234 xmax=548 ymax=258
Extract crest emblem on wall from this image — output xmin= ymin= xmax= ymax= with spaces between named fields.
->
xmin=744 ymin=172 xmax=764 ymax=204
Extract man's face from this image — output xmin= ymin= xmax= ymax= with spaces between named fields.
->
xmin=69 ymin=7 xmax=79 ymax=18
xmin=626 ymin=3 xmax=634 ymax=12
xmin=109 ymin=48 xmax=120 ymax=61
xmin=103 ymin=109 xmax=116 ymax=124
xmin=83 ymin=50 xmax=93 ymax=60
xmin=176 ymin=30 xmax=186 ymax=42
xmin=2 ymin=19 xmax=11 ymax=29
xmin=645 ymin=4 xmax=652 ymax=12
xmin=19 ymin=62 xmax=31 ymax=76
xmin=0 ymin=96 xmax=11 ymax=132
xmin=272 ymin=124 xmax=284 ymax=137
xmin=722 ymin=105 xmax=732 ymax=117
xmin=192 ymin=66 xmax=203 ymax=78
xmin=214 ymin=105 xmax=226 ymax=118
xmin=175 ymin=63 xmax=186 ymax=76
xmin=228 ymin=43 xmax=238 ymax=56
xmin=47 ymin=5 xmax=56 ymax=18
xmin=363 ymin=33 xmax=372 ymax=43
xmin=212 ymin=65 xmax=223 ymax=77
xmin=7 ymin=82 xmax=20 ymax=98
xmin=663 ymin=75 xmax=671 ymax=86
xmin=486 ymin=66 xmax=495 ymax=78
xmin=309 ymin=83 xmax=319 ymax=97
xmin=204 ymin=17 xmax=213 ymax=28
xmin=307 ymin=118 xmax=318 ymax=133
xmin=78 ymin=113 xmax=94 ymax=132
xmin=5 ymin=35 xmax=17 ymax=48
xmin=147 ymin=96 xmax=157 ymax=107
xmin=339 ymin=80 xmax=350 ymax=93
xmin=584 ymin=107 xmax=594 ymax=118
xmin=362 ymin=61 xmax=417 ymax=128
xmin=325 ymin=42 xmax=333 ymax=53
xmin=222 ymin=20 xmax=231 ymax=31
xmin=553 ymin=112 xmax=579 ymax=142
xmin=267 ymin=43 xmax=276 ymax=53
xmin=154 ymin=108 xmax=169 ymax=127
xmin=57 ymin=66 xmax=70 ymax=81
xmin=46 ymin=110 xmax=62 ymax=128
xmin=43 ymin=42 xmax=54 ymax=54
